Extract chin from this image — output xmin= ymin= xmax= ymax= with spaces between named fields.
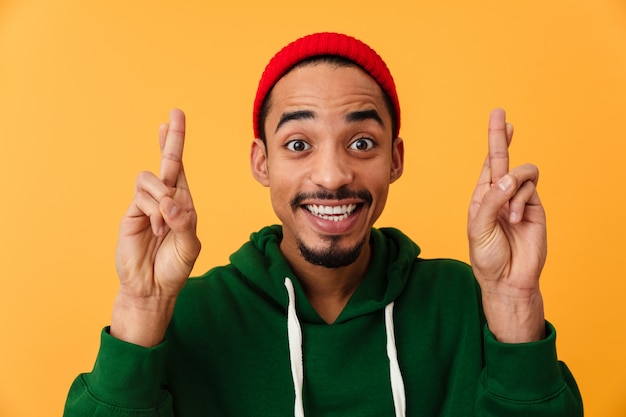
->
xmin=297 ymin=236 xmax=365 ymax=269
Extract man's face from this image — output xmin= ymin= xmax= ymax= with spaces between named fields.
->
xmin=251 ymin=62 xmax=404 ymax=269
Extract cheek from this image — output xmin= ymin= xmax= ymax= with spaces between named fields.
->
xmin=362 ymin=169 xmax=392 ymax=211
xmin=268 ymin=175 xmax=296 ymax=214
xmin=360 ymin=162 xmax=393 ymax=190
xmin=267 ymin=157 xmax=306 ymax=190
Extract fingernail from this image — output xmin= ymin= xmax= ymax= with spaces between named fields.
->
xmin=168 ymin=202 xmax=179 ymax=217
xmin=497 ymin=175 xmax=513 ymax=192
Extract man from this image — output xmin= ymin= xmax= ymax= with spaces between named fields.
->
xmin=64 ymin=32 xmax=582 ymax=416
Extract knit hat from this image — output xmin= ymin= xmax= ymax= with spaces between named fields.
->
xmin=253 ymin=32 xmax=400 ymax=139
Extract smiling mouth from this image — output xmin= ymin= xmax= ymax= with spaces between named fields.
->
xmin=304 ymin=203 xmax=358 ymax=222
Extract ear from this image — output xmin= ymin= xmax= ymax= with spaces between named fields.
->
xmin=250 ymin=138 xmax=270 ymax=186
xmin=389 ymin=137 xmax=404 ymax=183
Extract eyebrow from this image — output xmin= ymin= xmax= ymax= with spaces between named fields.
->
xmin=345 ymin=109 xmax=384 ymax=128
xmin=274 ymin=108 xmax=385 ymax=133
xmin=275 ymin=110 xmax=316 ymax=133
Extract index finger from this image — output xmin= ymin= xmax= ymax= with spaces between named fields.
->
xmin=160 ymin=108 xmax=186 ymax=187
xmin=488 ymin=108 xmax=510 ymax=184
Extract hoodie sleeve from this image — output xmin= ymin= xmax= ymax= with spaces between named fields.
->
xmin=476 ymin=321 xmax=583 ymax=416
xmin=63 ymin=327 xmax=174 ymax=417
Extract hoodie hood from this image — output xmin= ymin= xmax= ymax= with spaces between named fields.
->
xmin=229 ymin=225 xmax=421 ymax=324
xmin=230 ymin=225 xmax=419 ymax=417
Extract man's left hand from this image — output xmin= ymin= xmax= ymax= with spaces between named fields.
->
xmin=468 ymin=108 xmax=546 ymax=343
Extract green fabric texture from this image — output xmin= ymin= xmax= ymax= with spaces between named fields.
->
xmin=64 ymin=226 xmax=583 ymax=416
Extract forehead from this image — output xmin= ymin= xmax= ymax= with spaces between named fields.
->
xmin=268 ymin=63 xmax=388 ymax=115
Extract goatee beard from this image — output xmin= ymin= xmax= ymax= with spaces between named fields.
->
xmin=297 ymin=236 xmax=365 ymax=269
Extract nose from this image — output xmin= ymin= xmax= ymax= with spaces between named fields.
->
xmin=308 ymin=145 xmax=354 ymax=191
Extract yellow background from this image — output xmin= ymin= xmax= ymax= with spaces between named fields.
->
xmin=1 ymin=0 xmax=625 ymax=415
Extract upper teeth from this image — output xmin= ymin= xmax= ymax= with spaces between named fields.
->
xmin=306 ymin=204 xmax=357 ymax=221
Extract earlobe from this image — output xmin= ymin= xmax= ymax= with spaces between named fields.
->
xmin=390 ymin=137 xmax=404 ymax=183
xmin=250 ymin=138 xmax=270 ymax=186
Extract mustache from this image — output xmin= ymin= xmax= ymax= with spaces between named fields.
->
xmin=290 ymin=187 xmax=373 ymax=211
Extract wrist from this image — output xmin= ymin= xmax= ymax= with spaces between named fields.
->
xmin=110 ymin=292 xmax=177 ymax=348
xmin=482 ymin=290 xmax=545 ymax=343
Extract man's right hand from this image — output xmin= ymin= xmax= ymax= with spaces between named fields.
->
xmin=110 ymin=108 xmax=201 ymax=347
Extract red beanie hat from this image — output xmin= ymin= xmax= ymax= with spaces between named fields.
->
xmin=253 ymin=32 xmax=400 ymax=139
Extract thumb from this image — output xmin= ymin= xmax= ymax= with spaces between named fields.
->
xmin=485 ymin=174 xmax=516 ymax=213
xmin=160 ymin=196 xmax=179 ymax=221
xmin=159 ymin=196 xmax=201 ymax=264
xmin=469 ymin=175 xmax=515 ymax=238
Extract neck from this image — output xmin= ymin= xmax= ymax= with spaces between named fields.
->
xmin=283 ymin=242 xmax=371 ymax=324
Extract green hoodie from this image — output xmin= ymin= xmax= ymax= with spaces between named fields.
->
xmin=64 ymin=226 xmax=582 ymax=416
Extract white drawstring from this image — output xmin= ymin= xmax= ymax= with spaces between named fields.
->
xmin=285 ymin=278 xmax=305 ymax=417
xmin=385 ymin=301 xmax=407 ymax=417
xmin=284 ymin=278 xmax=406 ymax=417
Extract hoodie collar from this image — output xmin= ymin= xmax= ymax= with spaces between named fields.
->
xmin=229 ymin=225 xmax=421 ymax=324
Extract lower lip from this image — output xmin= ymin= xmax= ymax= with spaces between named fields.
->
xmin=302 ymin=205 xmax=363 ymax=234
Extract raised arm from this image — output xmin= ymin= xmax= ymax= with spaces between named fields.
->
xmin=467 ymin=108 xmax=546 ymax=343
xmin=111 ymin=108 xmax=201 ymax=347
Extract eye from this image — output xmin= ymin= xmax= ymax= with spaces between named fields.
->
xmin=349 ymin=138 xmax=375 ymax=151
xmin=286 ymin=139 xmax=311 ymax=152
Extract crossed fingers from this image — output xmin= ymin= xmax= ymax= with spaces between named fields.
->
xmin=129 ymin=109 xmax=190 ymax=236
xmin=471 ymin=109 xmax=541 ymax=224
